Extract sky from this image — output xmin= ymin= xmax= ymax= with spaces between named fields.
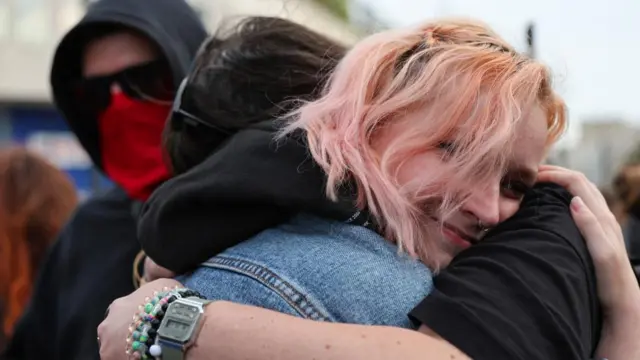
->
xmin=361 ymin=0 xmax=640 ymax=145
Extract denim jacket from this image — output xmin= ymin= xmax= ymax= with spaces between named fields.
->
xmin=180 ymin=214 xmax=433 ymax=328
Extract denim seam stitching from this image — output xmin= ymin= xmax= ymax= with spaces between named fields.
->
xmin=201 ymin=255 xmax=330 ymax=321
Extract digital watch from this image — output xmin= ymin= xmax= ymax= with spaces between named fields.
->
xmin=156 ymin=296 xmax=212 ymax=360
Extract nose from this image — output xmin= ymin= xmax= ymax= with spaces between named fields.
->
xmin=463 ymin=181 xmax=501 ymax=227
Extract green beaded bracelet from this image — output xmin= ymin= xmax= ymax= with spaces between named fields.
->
xmin=126 ymin=287 xmax=188 ymax=359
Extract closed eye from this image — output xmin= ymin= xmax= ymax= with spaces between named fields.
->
xmin=500 ymin=179 xmax=531 ymax=200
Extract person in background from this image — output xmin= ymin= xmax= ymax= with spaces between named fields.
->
xmin=613 ymin=164 xmax=640 ymax=279
xmin=2 ymin=0 xmax=207 ymax=359
xmin=0 ymin=147 xmax=78 ymax=352
xmin=600 ymin=187 xmax=624 ymax=221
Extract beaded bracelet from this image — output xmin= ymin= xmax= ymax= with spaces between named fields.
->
xmin=126 ymin=287 xmax=206 ymax=359
xmin=126 ymin=287 xmax=181 ymax=359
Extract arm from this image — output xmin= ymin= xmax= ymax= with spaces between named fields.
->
xmin=188 ymin=301 xmax=468 ymax=360
xmin=101 ymin=185 xmax=603 ymax=360
xmin=138 ymin=130 xmax=325 ymax=273
xmin=538 ymin=168 xmax=640 ymax=360
xmin=98 ymin=278 xmax=469 ymax=360
xmin=596 ymin=298 xmax=640 ymax=360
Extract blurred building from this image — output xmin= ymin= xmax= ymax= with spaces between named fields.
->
xmin=0 ymin=0 xmax=361 ymax=197
xmin=548 ymin=118 xmax=640 ymax=186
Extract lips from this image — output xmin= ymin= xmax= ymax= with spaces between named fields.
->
xmin=441 ymin=222 xmax=479 ymax=250
xmin=429 ymin=216 xmax=480 ymax=249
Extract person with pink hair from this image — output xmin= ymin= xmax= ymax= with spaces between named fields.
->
xmin=98 ymin=18 xmax=639 ymax=360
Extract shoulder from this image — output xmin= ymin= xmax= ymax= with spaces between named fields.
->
xmin=498 ymin=183 xmax=589 ymax=259
xmin=411 ymin=183 xmax=600 ymax=360
xmin=229 ymin=214 xmax=431 ymax=281
xmin=465 ymin=183 xmax=594 ymax=284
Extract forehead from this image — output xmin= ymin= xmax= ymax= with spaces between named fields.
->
xmin=82 ymin=31 xmax=158 ymax=77
xmin=507 ymin=105 xmax=548 ymax=176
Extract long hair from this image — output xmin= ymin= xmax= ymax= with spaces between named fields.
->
xmin=281 ymin=19 xmax=567 ymax=270
xmin=163 ymin=16 xmax=347 ymax=175
xmin=0 ymin=147 xmax=78 ymax=337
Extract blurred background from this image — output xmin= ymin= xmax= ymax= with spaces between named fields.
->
xmin=0 ymin=0 xmax=638 ymax=199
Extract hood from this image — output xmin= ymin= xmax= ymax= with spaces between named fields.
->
xmin=138 ymin=122 xmax=368 ymax=273
xmin=50 ymin=0 xmax=207 ymax=170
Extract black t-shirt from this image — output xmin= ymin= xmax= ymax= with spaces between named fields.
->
xmin=410 ymin=183 xmax=601 ymax=360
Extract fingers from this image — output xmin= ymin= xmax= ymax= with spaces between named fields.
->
xmin=537 ymin=168 xmax=606 ymax=212
xmin=538 ymin=166 xmax=603 ymax=198
xmin=538 ymin=166 xmax=621 ymax=239
xmin=96 ymin=319 xmax=107 ymax=358
xmin=570 ymin=197 xmax=612 ymax=263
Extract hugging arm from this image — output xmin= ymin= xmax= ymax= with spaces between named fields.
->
xmin=102 ymin=184 xmax=615 ymax=360
xmin=188 ymin=188 xmax=602 ymax=360
xmin=188 ymin=300 xmax=468 ymax=360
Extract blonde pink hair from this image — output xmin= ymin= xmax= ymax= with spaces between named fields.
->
xmin=281 ymin=19 xmax=567 ymax=269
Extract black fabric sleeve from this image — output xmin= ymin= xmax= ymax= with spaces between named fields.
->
xmin=138 ymin=127 xmax=354 ymax=273
xmin=410 ymin=183 xmax=601 ymax=360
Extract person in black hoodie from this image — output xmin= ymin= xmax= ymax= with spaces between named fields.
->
xmin=3 ymin=1 xmax=207 ymax=359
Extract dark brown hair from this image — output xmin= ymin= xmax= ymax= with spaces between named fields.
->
xmin=163 ymin=16 xmax=348 ymax=175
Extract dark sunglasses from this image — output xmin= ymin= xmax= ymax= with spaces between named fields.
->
xmin=72 ymin=60 xmax=174 ymax=113
xmin=169 ymin=78 xmax=232 ymax=134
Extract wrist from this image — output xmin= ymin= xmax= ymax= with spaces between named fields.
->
xmin=154 ymin=292 xmax=212 ymax=360
xmin=185 ymin=301 xmax=228 ymax=360
xmin=597 ymin=308 xmax=640 ymax=360
xmin=602 ymin=261 xmax=640 ymax=312
xmin=604 ymin=292 xmax=640 ymax=326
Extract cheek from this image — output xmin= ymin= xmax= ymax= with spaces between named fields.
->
xmin=394 ymin=153 xmax=443 ymax=188
xmin=498 ymin=198 xmax=522 ymax=222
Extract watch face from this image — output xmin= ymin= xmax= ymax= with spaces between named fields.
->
xmin=158 ymin=301 xmax=202 ymax=343
xmin=165 ymin=319 xmax=191 ymax=332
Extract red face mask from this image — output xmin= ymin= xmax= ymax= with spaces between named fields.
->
xmin=98 ymin=92 xmax=171 ymax=201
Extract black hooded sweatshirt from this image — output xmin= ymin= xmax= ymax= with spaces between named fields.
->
xmin=138 ymin=122 xmax=366 ymax=273
xmin=3 ymin=1 xmax=206 ymax=359
xmin=138 ymin=121 xmax=601 ymax=359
